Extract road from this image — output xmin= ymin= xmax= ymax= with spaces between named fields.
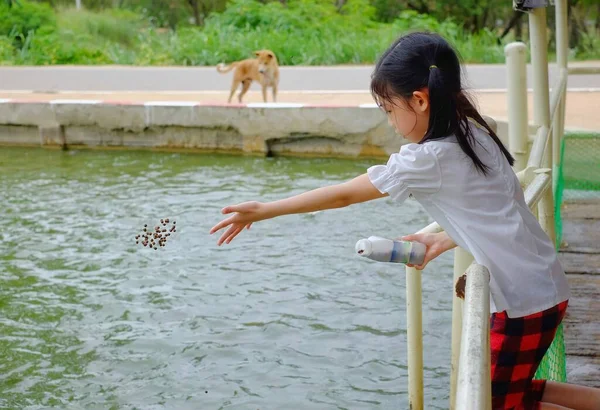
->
xmin=1 ymin=64 xmax=599 ymax=92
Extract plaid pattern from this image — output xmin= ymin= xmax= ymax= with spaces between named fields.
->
xmin=490 ymin=300 xmax=569 ymax=410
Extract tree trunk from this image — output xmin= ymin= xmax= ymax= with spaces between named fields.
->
xmin=407 ymin=1 xmax=429 ymax=15
xmin=481 ymin=6 xmax=490 ymax=31
xmin=498 ymin=11 xmax=524 ymax=43
xmin=188 ymin=0 xmax=201 ymax=26
xmin=568 ymin=0 xmax=580 ymax=49
xmin=515 ymin=16 xmax=523 ymax=41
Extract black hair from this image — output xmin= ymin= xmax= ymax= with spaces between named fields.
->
xmin=370 ymin=32 xmax=514 ymax=174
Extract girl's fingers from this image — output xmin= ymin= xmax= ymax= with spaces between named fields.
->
xmin=225 ymin=227 xmax=244 ymax=244
xmin=246 ymin=223 xmax=252 ymax=230
xmin=221 ymin=205 xmax=236 ymax=214
xmin=210 ymin=215 xmax=234 ymax=235
xmin=218 ymin=224 xmax=239 ymax=245
xmin=222 ymin=203 xmax=247 ymax=214
xmin=402 ymin=234 xmax=425 ymax=242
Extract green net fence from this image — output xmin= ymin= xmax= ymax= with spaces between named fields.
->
xmin=534 ymin=131 xmax=600 ymax=382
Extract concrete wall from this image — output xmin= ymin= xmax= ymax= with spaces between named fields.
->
xmin=0 ymin=100 xmax=511 ymax=159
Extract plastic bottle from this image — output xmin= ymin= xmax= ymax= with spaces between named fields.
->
xmin=355 ymin=236 xmax=426 ymax=265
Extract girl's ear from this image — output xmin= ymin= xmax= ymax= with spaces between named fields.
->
xmin=412 ymin=90 xmax=430 ymax=113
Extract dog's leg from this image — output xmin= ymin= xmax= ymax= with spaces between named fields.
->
xmin=238 ymin=80 xmax=252 ymax=103
xmin=261 ymin=85 xmax=268 ymax=103
xmin=228 ymin=79 xmax=240 ymax=104
xmin=272 ymin=84 xmax=278 ymax=103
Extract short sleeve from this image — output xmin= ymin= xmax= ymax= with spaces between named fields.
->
xmin=367 ymin=143 xmax=441 ymax=203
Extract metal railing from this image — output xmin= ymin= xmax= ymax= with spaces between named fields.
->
xmin=455 ymin=262 xmax=491 ymax=410
xmin=402 ymin=0 xmax=569 ymax=408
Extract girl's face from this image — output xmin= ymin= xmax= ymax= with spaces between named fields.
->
xmin=379 ymin=91 xmax=430 ymax=143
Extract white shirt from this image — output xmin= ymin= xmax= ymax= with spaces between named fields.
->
xmin=367 ymin=123 xmax=570 ymax=318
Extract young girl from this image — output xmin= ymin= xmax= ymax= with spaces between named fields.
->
xmin=210 ymin=32 xmax=600 ymax=410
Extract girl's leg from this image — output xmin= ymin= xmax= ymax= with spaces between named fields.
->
xmin=539 ymin=403 xmax=573 ymax=410
xmin=541 ymin=380 xmax=600 ymax=410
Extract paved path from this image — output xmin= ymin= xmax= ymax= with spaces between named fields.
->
xmin=1 ymin=63 xmax=600 ymax=92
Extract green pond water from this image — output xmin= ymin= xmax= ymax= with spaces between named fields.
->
xmin=0 ymin=147 xmax=454 ymax=409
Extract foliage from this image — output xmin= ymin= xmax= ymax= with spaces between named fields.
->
xmin=0 ymin=0 xmax=598 ymax=66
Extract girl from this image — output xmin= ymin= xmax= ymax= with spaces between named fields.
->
xmin=209 ymin=32 xmax=600 ymax=409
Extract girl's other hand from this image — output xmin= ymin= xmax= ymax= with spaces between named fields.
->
xmin=400 ymin=231 xmax=456 ymax=270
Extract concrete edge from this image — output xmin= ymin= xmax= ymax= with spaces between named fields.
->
xmin=0 ymin=99 xmax=397 ymax=159
xmin=0 ymin=99 xmax=595 ymax=160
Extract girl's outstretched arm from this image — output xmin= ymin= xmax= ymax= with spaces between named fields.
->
xmin=210 ymin=173 xmax=387 ymax=245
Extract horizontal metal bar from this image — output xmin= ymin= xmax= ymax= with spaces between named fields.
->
xmin=524 ymin=170 xmax=552 ymax=209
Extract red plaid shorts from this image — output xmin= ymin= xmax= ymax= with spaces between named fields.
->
xmin=491 ymin=300 xmax=569 ymax=410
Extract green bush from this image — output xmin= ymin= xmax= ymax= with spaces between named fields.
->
xmin=15 ymin=30 xmax=112 ymax=65
xmin=0 ymin=35 xmax=14 ymax=63
xmin=0 ymin=1 xmax=56 ymax=37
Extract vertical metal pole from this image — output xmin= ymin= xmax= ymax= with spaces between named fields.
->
xmin=76 ymin=0 xmax=81 ymax=9
xmin=529 ymin=7 xmax=556 ymax=244
xmin=554 ymin=0 xmax=569 ymax=191
xmin=505 ymin=42 xmax=529 ymax=172
xmin=406 ymin=266 xmax=423 ymax=410
xmin=449 ymin=247 xmax=474 ymax=409
xmin=529 ymin=7 xmax=551 ymax=132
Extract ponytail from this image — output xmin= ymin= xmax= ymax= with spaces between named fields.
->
xmin=423 ymin=67 xmax=515 ymax=174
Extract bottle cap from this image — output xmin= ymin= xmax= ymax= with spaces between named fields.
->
xmin=355 ymin=239 xmax=372 ymax=257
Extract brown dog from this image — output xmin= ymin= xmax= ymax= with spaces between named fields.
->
xmin=217 ymin=50 xmax=280 ymax=104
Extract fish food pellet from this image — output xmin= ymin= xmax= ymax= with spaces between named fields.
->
xmin=136 ymin=218 xmax=178 ymax=249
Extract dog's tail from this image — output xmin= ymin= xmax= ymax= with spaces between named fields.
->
xmin=216 ymin=62 xmax=237 ymax=74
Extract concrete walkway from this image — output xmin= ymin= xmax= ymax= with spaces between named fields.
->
xmin=1 ymin=90 xmax=598 ymax=131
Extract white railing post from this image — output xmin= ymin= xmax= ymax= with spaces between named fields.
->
xmin=505 ymin=42 xmax=529 ymax=172
xmin=405 ymin=222 xmax=441 ymax=410
xmin=406 ymin=266 xmax=423 ymax=410
xmin=455 ymin=263 xmax=491 ymax=410
xmin=528 ymin=6 xmax=556 ymax=244
xmin=528 ymin=7 xmax=551 ymax=147
xmin=553 ymin=0 xmax=569 ymax=190
xmin=449 ymin=247 xmax=474 ymax=409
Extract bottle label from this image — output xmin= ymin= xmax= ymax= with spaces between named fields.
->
xmin=391 ymin=240 xmax=411 ymax=263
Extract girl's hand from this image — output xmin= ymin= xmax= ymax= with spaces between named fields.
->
xmin=209 ymin=201 xmax=266 ymax=245
xmin=400 ymin=231 xmax=456 ymax=270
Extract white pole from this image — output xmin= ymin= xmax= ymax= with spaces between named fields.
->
xmin=405 ymin=222 xmax=442 ymax=410
xmin=449 ymin=247 xmax=474 ymax=409
xmin=554 ymin=0 xmax=569 ymax=189
xmin=455 ymin=264 xmax=491 ymax=410
xmin=528 ymin=7 xmax=555 ymax=243
xmin=406 ymin=265 xmax=423 ymax=410
xmin=76 ymin=0 xmax=81 ymax=9
xmin=529 ymin=7 xmax=551 ymax=133
xmin=505 ymin=42 xmax=529 ymax=172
